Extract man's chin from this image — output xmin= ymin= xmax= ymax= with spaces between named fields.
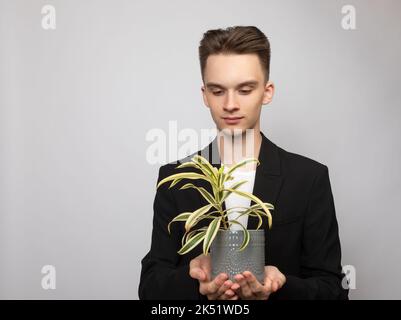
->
xmin=218 ymin=127 xmax=246 ymax=137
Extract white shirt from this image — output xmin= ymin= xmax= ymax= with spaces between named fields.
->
xmin=223 ymin=166 xmax=256 ymax=231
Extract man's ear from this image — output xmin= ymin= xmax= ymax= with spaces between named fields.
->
xmin=201 ymin=85 xmax=210 ymax=109
xmin=262 ymin=81 xmax=275 ymax=105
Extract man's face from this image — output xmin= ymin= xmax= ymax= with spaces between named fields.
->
xmin=201 ymin=53 xmax=274 ymax=135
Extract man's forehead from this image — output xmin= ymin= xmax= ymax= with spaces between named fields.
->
xmin=205 ymin=79 xmax=259 ymax=89
xmin=204 ymin=54 xmax=264 ymax=87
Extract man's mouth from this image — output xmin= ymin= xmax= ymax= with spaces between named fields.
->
xmin=222 ymin=116 xmax=244 ymax=124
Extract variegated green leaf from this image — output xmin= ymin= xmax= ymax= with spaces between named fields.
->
xmin=176 ymin=159 xmax=218 ymax=188
xmin=179 ymin=182 xmax=198 ymax=190
xmin=167 ymin=212 xmax=192 ymax=234
xmin=212 ymin=166 xmax=219 ymax=178
xmin=223 ymin=188 xmax=273 ymax=228
xmin=191 ymin=155 xmax=218 ymax=180
xmin=185 ymin=204 xmax=214 ymax=232
xmin=179 ymin=183 xmax=218 ymax=209
xmin=220 ymin=180 xmax=248 ymax=203
xmin=227 ymin=220 xmax=250 ymax=251
xmin=175 ymin=161 xmax=200 ymax=170
xmin=203 ymin=217 xmax=222 ymax=255
xmin=170 ymin=177 xmax=184 ymax=188
xmin=183 ymin=227 xmax=208 ymax=247
xmin=217 ymin=165 xmax=224 ymax=188
xmin=235 ymin=203 xmax=275 ymax=228
xmin=197 ymin=187 xmax=218 ymax=207
xmin=178 ymin=230 xmax=206 ymax=255
xmin=234 ymin=210 xmax=263 ymax=230
xmin=233 ymin=203 xmax=274 ymax=217
xmin=224 ymin=158 xmax=260 ymax=182
xmin=249 ymin=202 xmax=274 ymax=211
xmin=157 ymin=172 xmax=210 ymax=189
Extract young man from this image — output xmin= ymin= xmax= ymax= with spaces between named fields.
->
xmin=139 ymin=26 xmax=348 ymax=300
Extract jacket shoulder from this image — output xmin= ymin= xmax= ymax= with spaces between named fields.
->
xmin=277 ymin=145 xmax=329 ymax=177
xmin=156 ymin=153 xmax=198 ymax=183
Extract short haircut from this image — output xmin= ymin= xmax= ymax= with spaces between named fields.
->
xmin=199 ymin=26 xmax=271 ymax=84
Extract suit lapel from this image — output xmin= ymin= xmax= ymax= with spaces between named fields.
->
xmin=248 ymin=134 xmax=283 ymax=229
xmin=187 ymin=131 xmax=283 ymax=230
xmin=195 ymin=136 xmax=225 ymax=217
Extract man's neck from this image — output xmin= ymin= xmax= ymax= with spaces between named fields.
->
xmin=216 ymin=129 xmax=262 ymax=171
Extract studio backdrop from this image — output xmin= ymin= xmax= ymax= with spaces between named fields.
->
xmin=0 ymin=0 xmax=400 ymax=299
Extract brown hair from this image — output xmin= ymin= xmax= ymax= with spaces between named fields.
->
xmin=198 ymin=26 xmax=271 ymax=84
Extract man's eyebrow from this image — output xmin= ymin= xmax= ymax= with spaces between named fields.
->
xmin=205 ymin=80 xmax=259 ymax=89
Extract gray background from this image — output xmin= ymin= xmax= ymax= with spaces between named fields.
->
xmin=1 ymin=0 xmax=400 ymax=299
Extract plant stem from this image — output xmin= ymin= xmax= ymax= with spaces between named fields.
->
xmin=218 ymin=204 xmax=229 ymax=230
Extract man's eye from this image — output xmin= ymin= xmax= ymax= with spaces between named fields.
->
xmin=239 ymin=90 xmax=252 ymax=94
xmin=212 ymin=90 xmax=251 ymax=95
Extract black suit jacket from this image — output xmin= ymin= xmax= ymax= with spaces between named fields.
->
xmin=139 ymin=132 xmax=348 ymax=300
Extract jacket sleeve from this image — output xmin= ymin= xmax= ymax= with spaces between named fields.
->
xmin=271 ymin=165 xmax=349 ymax=300
xmin=138 ymin=165 xmax=203 ymax=300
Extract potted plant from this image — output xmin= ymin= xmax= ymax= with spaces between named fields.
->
xmin=156 ymin=154 xmax=274 ymax=284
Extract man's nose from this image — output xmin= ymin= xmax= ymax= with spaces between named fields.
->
xmin=223 ymin=91 xmax=239 ymax=112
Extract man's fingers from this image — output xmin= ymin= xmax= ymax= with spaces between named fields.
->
xmin=234 ymin=274 xmax=252 ymax=298
xmin=205 ymin=273 xmax=228 ymax=300
xmin=228 ymin=294 xmax=239 ymax=300
xmin=189 ymin=258 xmax=201 ymax=278
xmin=217 ymin=280 xmax=233 ymax=296
xmin=189 ymin=255 xmax=211 ymax=282
xmin=264 ymin=276 xmax=272 ymax=289
xmin=265 ymin=266 xmax=286 ymax=294
xmin=221 ymin=288 xmax=238 ymax=300
xmin=216 ymin=280 xmax=235 ymax=300
xmin=197 ymin=270 xmax=206 ymax=281
xmin=208 ymin=273 xmax=228 ymax=295
xmin=243 ymin=271 xmax=264 ymax=294
xmin=190 ymin=267 xmax=204 ymax=281
xmin=204 ymin=273 xmax=229 ymax=300
xmin=190 ymin=257 xmax=200 ymax=269
xmin=225 ymin=289 xmax=236 ymax=296
xmin=271 ymin=280 xmax=278 ymax=292
xmin=199 ymin=266 xmax=285 ymax=300
xmin=272 ymin=280 xmax=283 ymax=292
xmin=231 ymin=283 xmax=240 ymax=291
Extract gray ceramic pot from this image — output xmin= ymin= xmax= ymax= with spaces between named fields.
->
xmin=210 ymin=229 xmax=265 ymax=284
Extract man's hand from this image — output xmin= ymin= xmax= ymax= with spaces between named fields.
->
xmin=231 ymin=266 xmax=286 ymax=300
xmin=189 ymin=254 xmax=239 ymax=300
